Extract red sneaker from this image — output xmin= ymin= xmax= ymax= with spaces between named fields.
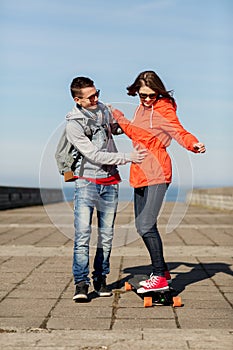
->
xmin=139 ymin=272 xmax=172 ymax=286
xmin=165 ymin=270 xmax=172 ymax=284
xmin=137 ymin=274 xmax=169 ymax=293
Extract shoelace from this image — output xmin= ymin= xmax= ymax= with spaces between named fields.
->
xmin=145 ymin=274 xmax=159 ymax=288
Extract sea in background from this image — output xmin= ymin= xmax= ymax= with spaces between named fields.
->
xmin=63 ymin=185 xmax=189 ymax=203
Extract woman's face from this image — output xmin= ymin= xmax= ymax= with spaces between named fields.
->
xmin=138 ymin=85 xmax=158 ymax=107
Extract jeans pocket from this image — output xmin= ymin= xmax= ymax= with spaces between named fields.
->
xmin=75 ymin=179 xmax=91 ymax=189
xmin=112 ymin=184 xmax=119 ymax=192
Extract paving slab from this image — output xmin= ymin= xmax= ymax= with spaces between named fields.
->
xmin=0 ymin=329 xmax=232 ymax=349
xmin=0 ymin=199 xmax=233 ymax=349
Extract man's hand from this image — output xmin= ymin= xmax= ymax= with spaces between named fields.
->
xmin=130 ymin=146 xmax=148 ymax=163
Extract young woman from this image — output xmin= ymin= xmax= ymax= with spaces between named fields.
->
xmin=112 ymin=70 xmax=206 ymax=293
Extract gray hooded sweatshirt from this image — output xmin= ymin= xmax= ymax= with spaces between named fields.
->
xmin=65 ymin=102 xmax=132 ymax=179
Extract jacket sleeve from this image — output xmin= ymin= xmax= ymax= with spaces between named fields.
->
xmin=159 ymin=103 xmax=199 ymax=152
xmin=112 ymin=109 xmax=142 ymax=141
xmin=110 ymin=122 xmax=124 ymax=135
xmin=66 ymin=120 xmax=132 ymax=165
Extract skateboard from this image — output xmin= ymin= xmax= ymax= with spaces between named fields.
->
xmin=124 ymin=275 xmax=182 ymax=308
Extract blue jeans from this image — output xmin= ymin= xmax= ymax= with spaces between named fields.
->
xmin=73 ymin=180 xmax=118 ymax=284
xmin=134 ymin=184 xmax=169 ymax=276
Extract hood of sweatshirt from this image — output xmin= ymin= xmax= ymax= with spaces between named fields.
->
xmin=65 ymin=101 xmax=106 ymax=121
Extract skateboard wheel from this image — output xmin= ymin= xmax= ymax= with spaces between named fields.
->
xmin=172 ymin=296 xmax=182 ymax=307
xmin=125 ymin=281 xmax=132 ymax=291
xmin=144 ymin=296 xmax=153 ymax=308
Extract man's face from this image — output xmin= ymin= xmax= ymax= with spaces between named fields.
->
xmin=74 ymin=86 xmax=100 ymax=109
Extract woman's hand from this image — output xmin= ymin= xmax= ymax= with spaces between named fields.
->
xmin=193 ymin=142 xmax=206 ymax=153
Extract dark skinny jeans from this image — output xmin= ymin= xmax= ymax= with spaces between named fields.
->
xmin=134 ymin=183 xmax=169 ymax=277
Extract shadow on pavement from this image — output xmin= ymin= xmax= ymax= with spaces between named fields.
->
xmin=116 ymin=262 xmax=233 ymax=293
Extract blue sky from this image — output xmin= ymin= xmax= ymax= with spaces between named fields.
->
xmin=1 ymin=0 xmax=232 ymax=191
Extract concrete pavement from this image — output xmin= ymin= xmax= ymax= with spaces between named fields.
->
xmin=0 ymin=198 xmax=232 ymax=349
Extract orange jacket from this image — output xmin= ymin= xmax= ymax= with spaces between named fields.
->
xmin=112 ymin=98 xmax=199 ymax=188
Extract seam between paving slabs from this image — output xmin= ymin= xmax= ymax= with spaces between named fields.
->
xmin=39 ymin=277 xmax=73 ymax=329
xmin=109 ymin=256 xmax=124 ymax=331
xmin=0 ymin=257 xmax=50 ymax=303
xmin=197 ymin=257 xmax=233 ymax=309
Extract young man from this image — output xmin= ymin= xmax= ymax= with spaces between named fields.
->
xmin=65 ymin=76 xmax=146 ymax=301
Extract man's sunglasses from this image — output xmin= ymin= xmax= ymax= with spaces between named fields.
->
xmin=79 ymin=89 xmax=100 ymax=101
xmin=138 ymin=92 xmax=157 ymax=99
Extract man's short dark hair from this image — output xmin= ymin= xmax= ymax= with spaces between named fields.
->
xmin=70 ymin=77 xmax=94 ymax=98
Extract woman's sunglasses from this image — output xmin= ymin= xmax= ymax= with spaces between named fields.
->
xmin=138 ymin=92 xmax=157 ymax=99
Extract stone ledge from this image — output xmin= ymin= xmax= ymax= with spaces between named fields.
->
xmin=187 ymin=187 xmax=233 ymax=211
xmin=0 ymin=186 xmax=63 ymax=210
